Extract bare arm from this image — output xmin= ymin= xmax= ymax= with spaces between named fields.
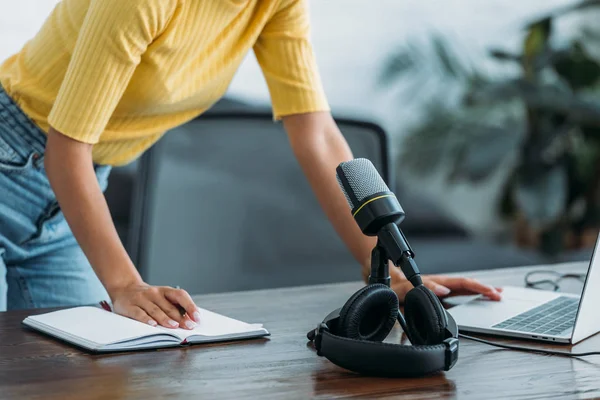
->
xmin=283 ymin=112 xmax=502 ymax=301
xmin=45 ymin=127 xmax=141 ymax=291
xmin=44 ymin=127 xmax=200 ymax=328
xmin=282 ymin=112 xmax=376 ymax=273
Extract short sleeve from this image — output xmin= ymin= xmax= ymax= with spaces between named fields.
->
xmin=47 ymin=0 xmax=177 ymax=144
xmin=253 ymin=0 xmax=330 ymax=120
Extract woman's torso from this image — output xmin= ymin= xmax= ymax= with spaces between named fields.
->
xmin=0 ymin=0 xmax=280 ymax=165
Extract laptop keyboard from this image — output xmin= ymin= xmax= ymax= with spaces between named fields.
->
xmin=492 ymin=296 xmax=578 ymax=336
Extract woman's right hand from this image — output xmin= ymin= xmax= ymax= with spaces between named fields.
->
xmin=44 ymin=127 xmax=202 ymax=331
xmin=109 ymin=282 xmax=201 ymax=330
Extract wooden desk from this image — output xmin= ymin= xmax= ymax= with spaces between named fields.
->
xmin=1 ymin=261 xmax=599 ymax=400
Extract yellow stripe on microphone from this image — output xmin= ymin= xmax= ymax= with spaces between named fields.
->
xmin=352 ymin=194 xmax=396 ymax=217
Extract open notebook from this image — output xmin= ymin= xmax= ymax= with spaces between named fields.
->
xmin=22 ymin=306 xmax=269 ymax=352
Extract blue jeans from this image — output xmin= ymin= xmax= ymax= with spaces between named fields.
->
xmin=0 ymin=86 xmax=110 ymax=311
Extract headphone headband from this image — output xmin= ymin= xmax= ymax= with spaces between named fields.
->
xmin=311 ymin=316 xmax=459 ymax=377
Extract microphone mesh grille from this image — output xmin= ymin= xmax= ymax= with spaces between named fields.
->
xmin=338 ymin=158 xmax=390 ymax=206
xmin=336 ymin=175 xmax=354 ymax=209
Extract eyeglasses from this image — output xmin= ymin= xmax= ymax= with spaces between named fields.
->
xmin=524 ymin=269 xmax=586 ymax=292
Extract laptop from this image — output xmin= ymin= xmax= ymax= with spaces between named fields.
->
xmin=448 ymin=234 xmax=600 ymax=345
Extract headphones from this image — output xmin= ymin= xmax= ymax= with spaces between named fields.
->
xmin=307 ymin=253 xmax=459 ymax=378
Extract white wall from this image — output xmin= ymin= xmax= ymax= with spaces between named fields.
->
xmin=0 ymin=1 xmax=60 ymax=58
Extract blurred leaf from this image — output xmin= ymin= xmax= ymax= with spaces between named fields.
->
xmin=489 ymin=49 xmax=521 ymax=63
xmin=399 ymin=99 xmax=524 ymax=184
xmin=524 ymin=19 xmax=552 ymax=56
xmin=550 ymin=0 xmax=600 ymax=17
xmin=565 ymin=143 xmax=586 ymax=206
xmin=489 ymin=47 xmax=573 ymax=72
xmin=379 ymin=34 xmax=480 ymax=90
xmin=517 ymin=116 xmax=573 ymax=187
xmin=539 ymin=49 xmax=572 ymax=69
xmin=580 ymin=125 xmax=600 ymax=140
xmin=466 ymin=79 xmax=600 ymax=126
xmin=398 ymin=104 xmax=457 ymax=177
xmin=499 ymin=174 xmax=517 ymax=217
xmin=514 ymin=164 xmax=568 ymax=228
xmin=523 ymin=19 xmax=552 ymax=78
xmin=539 ymin=118 xmax=573 ymax=164
xmin=523 ymin=0 xmax=600 ymax=30
xmin=431 ymin=36 xmax=466 ymax=79
xmin=563 ymin=0 xmax=600 ymax=12
xmin=554 ymin=41 xmax=600 ymax=90
xmin=572 ymin=130 xmax=600 ymax=183
xmin=448 ymin=124 xmax=522 ymax=183
xmin=581 ymin=25 xmax=600 ymax=42
xmin=379 ymin=47 xmax=417 ymax=87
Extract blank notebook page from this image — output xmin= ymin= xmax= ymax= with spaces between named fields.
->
xmin=162 ymin=308 xmax=265 ymax=340
xmin=28 ymin=307 xmax=160 ymax=345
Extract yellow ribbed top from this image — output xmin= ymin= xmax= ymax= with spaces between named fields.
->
xmin=0 ymin=0 xmax=329 ymax=166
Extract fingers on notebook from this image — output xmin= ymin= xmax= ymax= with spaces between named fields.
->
xmin=165 ymin=288 xmax=201 ymax=323
xmin=130 ymin=306 xmax=157 ymax=327
xmin=140 ymin=300 xmax=181 ymax=329
xmin=155 ymin=296 xmax=196 ymax=330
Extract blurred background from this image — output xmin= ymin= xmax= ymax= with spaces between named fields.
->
xmin=1 ymin=1 xmax=599 ymax=305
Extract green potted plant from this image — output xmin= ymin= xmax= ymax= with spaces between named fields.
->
xmin=381 ymin=0 xmax=600 ymax=257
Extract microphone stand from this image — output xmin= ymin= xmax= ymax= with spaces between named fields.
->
xmin=368 ymin=240 xmax=391 ymax=286
xmin=368 ymin=230 xmax=416 ymax=344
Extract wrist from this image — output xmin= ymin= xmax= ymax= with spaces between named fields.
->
xmin=361 ymin=266 xmax=369 ymax=282
xmin=103 ymin=269 xmax=144 ymax=299
xmin=361 ymin=254 xmax=371 ymax=282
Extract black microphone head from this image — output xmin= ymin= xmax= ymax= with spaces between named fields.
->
xmin=336 ymin=158 xmax=390 ymax=210
xmin=336 ymin=158 xmax=405 ymax=235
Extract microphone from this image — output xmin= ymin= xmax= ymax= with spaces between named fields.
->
xmin=336 ymin=158 xmax=422 ymax=287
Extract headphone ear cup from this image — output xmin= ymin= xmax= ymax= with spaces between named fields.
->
xmin=404 ymin=285 xmax=448 ymax=345
xmin=337 ymin=284 xmax=399 ymax=342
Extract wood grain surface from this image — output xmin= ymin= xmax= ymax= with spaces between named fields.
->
xmin=1 ymin=261 xmax=598 ymax=400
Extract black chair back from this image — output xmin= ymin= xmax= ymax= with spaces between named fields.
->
xmin=129 ymin=112 xmax=391 ymax=294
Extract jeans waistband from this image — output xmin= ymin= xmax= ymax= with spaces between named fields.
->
xmin=0 ymin=84 xmax=47 ymax=159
